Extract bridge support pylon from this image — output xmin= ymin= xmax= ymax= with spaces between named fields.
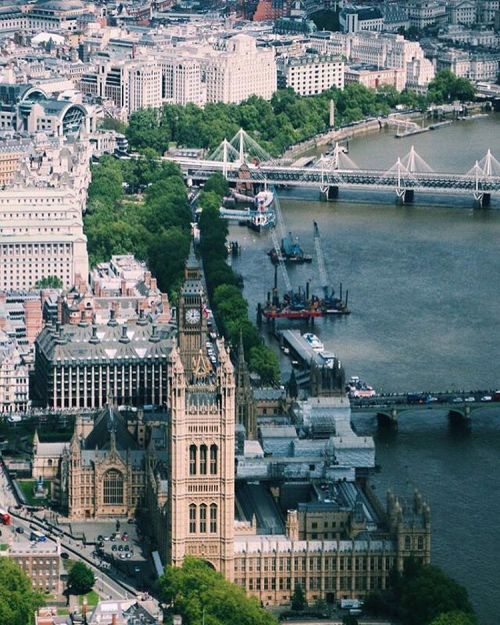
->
xmin=377 ymin=408 xmax=398 ymax=429
xmin=448 ymin=404 xmax=472 ymax=427
xmin=474 ymin=192 xmax=491 ymax=208
xmin=320 ymin=186 xmax=339 ymax=201
xmin=396 ymin=188 xmax=414 ymax=204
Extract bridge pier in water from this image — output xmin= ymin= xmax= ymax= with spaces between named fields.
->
xmin=448 ymin=404 xmax=472 ymax=427
xmin=320 ymin=186 xmax=339 ymax=201
xmin=377 ymin=408 xmax=399 ymax=429
xmin=396 ymin=188 xmax=415 ymax=204
xmin=474 ymin=192 xmax=491 ymax=208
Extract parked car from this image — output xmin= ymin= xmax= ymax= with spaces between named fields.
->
xmin=112 ymin=545 xmax=117 ymax=552
xmin=60 ymin=552 xmax=69 ymax=560
xmin=481 ymin=395 xmax=492 ymax=402
xmin=15 ymin=527 xmax=24 ymax=534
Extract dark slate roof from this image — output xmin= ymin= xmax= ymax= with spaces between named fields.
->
xmin=84 ymin=406 xmax=140 ymax=451
xmin=35 ymin=319 xmax=174 ymax=364
xmin=342 ymin=6 xmax=383 ymax=20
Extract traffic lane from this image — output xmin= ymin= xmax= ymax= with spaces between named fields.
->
xmin=8 ymin=511 xmax=134 ymax=601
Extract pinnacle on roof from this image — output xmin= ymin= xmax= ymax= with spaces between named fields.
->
xmin=238 ymin=328 xmax=245 ymax=364
xmin=185 ymin=240 xmax=199 ymax=271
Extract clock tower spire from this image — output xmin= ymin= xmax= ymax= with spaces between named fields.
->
xmin=177 ymin=242 xmax=207 ymax=377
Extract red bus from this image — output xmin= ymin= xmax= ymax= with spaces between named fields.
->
xmin=0 ymin=509 xmax=11 ymax=525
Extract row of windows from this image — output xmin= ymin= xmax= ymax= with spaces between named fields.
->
xmin=242 ymin=574 xmax=388 ymax=592
xmin=189 ymin=444 xmax=218 ymax=476
xmin=235 ymin=556 xmax=396 ymax=573
xmin=189 ymin=503 xmax=218 ymax=534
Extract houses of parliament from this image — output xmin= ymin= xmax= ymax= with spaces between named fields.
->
xmin=33 ymin=246 xmax=431 ymax=606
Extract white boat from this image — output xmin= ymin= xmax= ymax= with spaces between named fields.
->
xmin=303 ymin=333 xmax=324 ymax=353
xmin=248 ymin=209 xmax=275 ymax=231
xmin=255 ymin=190 xmax=274 ymax=209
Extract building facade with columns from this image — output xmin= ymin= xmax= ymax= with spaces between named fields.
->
xmin=33 ymin=314 xmax=174 ymax=409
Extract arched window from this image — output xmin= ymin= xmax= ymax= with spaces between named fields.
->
xmin=417 ymin=536 xmax=424 ymax=550
xmin=103 ymin=469 xmax=123 ymax=505
xmin=405 ymin=536 xmax=411 ymax=550
xmin=199 ymin=504 xmax=207 ymax=533
xmin=189 ymin=445 xmax=197 ymax=475
xmin=210 ymin=503 xmax=217 ymax=533
xmin=189 ymin=504 xmax=196 ymax=533
xmin=210 ymin=444 xmax=218 ymax=475
xmin=200 ymin=445 xmax=207 ymax=475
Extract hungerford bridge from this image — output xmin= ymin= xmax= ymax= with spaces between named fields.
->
xmin=165 ymin=128 xmax=500 ymax=206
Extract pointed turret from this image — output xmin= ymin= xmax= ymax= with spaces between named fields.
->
xmin=288 ymin=369 xmax=298 ymax=399
xmin=235 ymin=328 xmax=256 ymax=440
xmin=32 ymin=429 xmax=39 ymax=454
xmin=184 ymin=240 xmax=201 ymax=281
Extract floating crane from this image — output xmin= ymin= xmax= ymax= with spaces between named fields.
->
xmin=267 ymin=191 xmax=312 ymax=265
xmin=313 ymin=221 xmax=349 ymax=313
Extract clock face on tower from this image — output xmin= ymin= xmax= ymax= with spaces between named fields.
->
xmin=184 ymin=308 xmax=201 ymax=325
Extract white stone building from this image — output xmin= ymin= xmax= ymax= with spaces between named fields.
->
xmin=0 ymin=186 xmax=89 ymax=291
xmin=0 ymin=333 xmax=29 ymax=413
xmin=80 ymin=59 xmax=162 ymax=118
xmin=204 ymin=35 xmax=277 ymax=104
xmin=311 ymin=31 xmax=435 ymax=90
xmin=277 ymin=54 xmax=344 ymax=96
xmin=345 ymin=65 xmax=406 ymax=91
xmin=447 ymin=0 xmax=477 ymax=25
xmin=407 ymin=0 xmax=447 ymax=29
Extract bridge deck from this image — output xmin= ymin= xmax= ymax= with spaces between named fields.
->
xmin=167 ymin=157 xmax=500 ymax=195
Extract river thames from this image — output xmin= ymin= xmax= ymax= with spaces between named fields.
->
xmin=229 ymin=113 xmax=500 ymax=625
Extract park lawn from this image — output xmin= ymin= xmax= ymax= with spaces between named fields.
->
xmin=0 ymin=544 xmax=9 ymax=551
xmin=18 ymin=479 xmax=51 ymax=506
xmin=78 ymin=590 xmax=99 ymax=607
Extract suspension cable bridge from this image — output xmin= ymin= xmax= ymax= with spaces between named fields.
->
xmin=167 ymin=128 xmax=500 ymax=207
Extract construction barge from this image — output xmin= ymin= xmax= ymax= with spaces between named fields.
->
xmin=268 ymin=232 xmax=312 ymax=265
xmin=258 ymin=219 xmax=350 ymax=320
xmin=258 ymin=266 xmax=350 ymax=321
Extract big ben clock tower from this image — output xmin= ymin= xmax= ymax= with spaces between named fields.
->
xmin=177 ymin=243 xmax=207 ymax=377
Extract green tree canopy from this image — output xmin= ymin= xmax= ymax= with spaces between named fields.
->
xmin=203 ymin=172 xmax=230 ymax=197
xmin=429 ymin=612 xmax=478 ymax=625
xmin=67 ymin=561 xmax=95 ymax=596
xmin=98 ymin=117 xmax=127 ymax=134
xmin=398 ymin=562 xmax=474 ymax=625
xmin=84 ymin=150 xmax=191 ymax=296
xmin=291 ymin=583 xmax=306 ymax=611
xmin=426 ymin=71 xmax=475 ymax=104
xmin=35 ymin=276 xmax=63 ymax=289
xmin=126 ymin=85 xmax=426 ymax=158
xmin=249 ymin=346 xmax=280 ymax=386
xmin=158 ymin=557 xmax=278 ymax=625
xmin=0 ymin=558 xmax=44 ymax=625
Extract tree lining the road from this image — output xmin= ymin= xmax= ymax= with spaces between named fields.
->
xmin=0 ymin=557 xmax=44 ymax=625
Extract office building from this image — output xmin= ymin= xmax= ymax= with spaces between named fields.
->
xmin=278 ymin=54 xmax=345 ymax=95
